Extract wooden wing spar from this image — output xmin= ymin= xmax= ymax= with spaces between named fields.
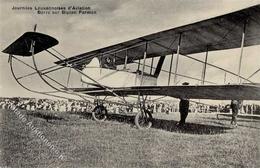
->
xmin=66 ymin=84 xmax=260 ymax=100
xmin=55 ymin=5 xmax=260 ymax=70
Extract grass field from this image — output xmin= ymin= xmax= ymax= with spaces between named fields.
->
xmin=0 ymin=109 xmax=259 ymax=168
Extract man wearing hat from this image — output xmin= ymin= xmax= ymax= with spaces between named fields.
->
xmin=177 ymin=82 xmax=190 ymax=126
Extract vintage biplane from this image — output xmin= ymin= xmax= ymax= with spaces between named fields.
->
xmin=2 ymin=5 xmax=260 ymax=129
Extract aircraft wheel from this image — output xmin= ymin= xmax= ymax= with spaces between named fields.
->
xmin=92 ymin=105 xmax=107 ymax=121
xmin=135 ymin=110 xmax=153 ymax=129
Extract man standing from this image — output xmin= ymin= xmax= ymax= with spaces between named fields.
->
xmin=230 ymin=100 xmax=242 ymax=126
xmin=177 ymin=82 xmax=190 ymax=127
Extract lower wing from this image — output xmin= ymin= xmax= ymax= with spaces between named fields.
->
xmin=66 ymin=84 xmax=260 ymax=100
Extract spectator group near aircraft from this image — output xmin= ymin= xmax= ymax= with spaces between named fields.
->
xmin=1 ymin=97 xmax=259 ymax=115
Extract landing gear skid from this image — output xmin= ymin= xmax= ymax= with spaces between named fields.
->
xmin=135 ymin=110 xmax=153 ymax=129
xmin=92 ymin=105 xmax=108 ymax=121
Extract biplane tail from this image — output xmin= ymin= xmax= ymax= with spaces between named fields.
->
xmin=2 ymin=32 xmax=58 ymax=56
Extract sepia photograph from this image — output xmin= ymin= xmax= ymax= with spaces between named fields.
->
xmin=0 ymin=0 xmax=260 ymax=167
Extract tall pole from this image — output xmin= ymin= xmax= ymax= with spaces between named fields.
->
xmin=168 ymin=53 xmax=174 ymax=85
xmin=201 ymin=47 xmax=209 ymax=85
xmin=174 ymin=33 xmax=182 ymax=85
xmin=141 ymin=42 xmax=148 ymax=85
xmin=237 ymin=20 xmax=247 ymax=84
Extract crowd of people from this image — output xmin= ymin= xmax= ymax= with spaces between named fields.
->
xmin=0 ymin=97 xmax=213 ymax=114
xmin=0 ymin=97 xmax=93 ymax=113
xmin=0 ymin=97 xmax=259 ymax=115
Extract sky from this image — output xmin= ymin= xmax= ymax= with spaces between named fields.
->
xmin=0 ymin=0 xmax=260 ymax=103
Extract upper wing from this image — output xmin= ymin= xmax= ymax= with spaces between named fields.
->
xmin=2 ymin=32 xmax=59 ymax=56
xmin=56 ymin=5 xmax=260 ymax=70
xmin=68 ymin=84 xmax=260 ymax=100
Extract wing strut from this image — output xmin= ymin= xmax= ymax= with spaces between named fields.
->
xmin=153 ymin=55 xmax=165 ymax=78
xmin=141 ymin=42 xmax=148 ymax=85
xmin=174 ymin=33 xmax=182 ymax=84
xmin=123 ymin=50 xmax=128 ymax=70
xmin=168 ymin=53 xmax=174 ymax=85
xmin=150 ymin=57 xmax=154 ymax=75
xmin=150 ymin=39 xmax=253 ymax=83
xmin=237 ymin=20 xmax=247 ymax=84
xmin=201 ymin=47 xmax=209 ymax=85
